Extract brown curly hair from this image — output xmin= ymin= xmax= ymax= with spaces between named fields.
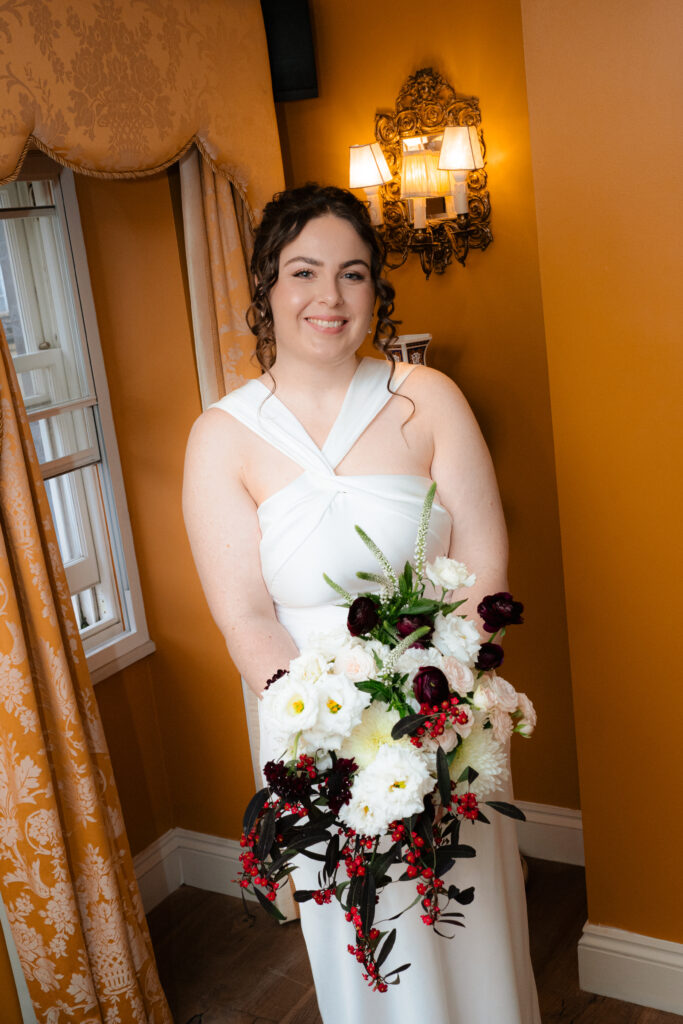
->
xmin=246 ymin=183 xmax=399 ymax=372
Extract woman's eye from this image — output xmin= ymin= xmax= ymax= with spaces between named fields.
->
xmin=343 ymin=271 xmax=365 ymax=281
xmin=293 ymin=269 xmax=313 ymax=279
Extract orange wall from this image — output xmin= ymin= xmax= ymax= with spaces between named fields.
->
xmin=520 ymin=0 xmax=683 ymax=940
xmin=278 ymin=0 xmax=579 ymax=808
xmin=75 ymin=172 xmax=254 ymax=849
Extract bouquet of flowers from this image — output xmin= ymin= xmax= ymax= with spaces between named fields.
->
xmin=238 ymin=483 xmax=536 ymax=991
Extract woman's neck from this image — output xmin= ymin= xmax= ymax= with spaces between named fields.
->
xmin=265 ymin=352 xmax=362 ymax=407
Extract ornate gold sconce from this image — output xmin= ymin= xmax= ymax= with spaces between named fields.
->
xmin=349 ymin=68 xmax=493 ymax=279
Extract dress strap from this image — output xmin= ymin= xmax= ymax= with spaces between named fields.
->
xmin=209 ymin=380 xmax=333 ymax=476
xmin=323 ymin=358 xmax=416 ymax=469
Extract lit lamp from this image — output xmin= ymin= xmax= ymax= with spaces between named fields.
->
xmin=438 ymin=125 xmax=484 ymax=217
xmin=400 ymin=137 xmax=449 ymax=229
xmin=349 ymin=143 xmax=392 ymax=225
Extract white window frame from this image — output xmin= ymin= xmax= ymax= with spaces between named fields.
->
xmin=2 ymin=169 xmax=155 ymax=682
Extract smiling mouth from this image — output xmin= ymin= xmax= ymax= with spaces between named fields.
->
xmin=305 ymin=317 xmax=348 ymax=329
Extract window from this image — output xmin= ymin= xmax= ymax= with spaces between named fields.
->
xmin=0 ymin=168 xmax=154 ymax=681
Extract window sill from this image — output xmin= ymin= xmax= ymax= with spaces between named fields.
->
xmin=88 ymin=636 xmax=157 ymax=684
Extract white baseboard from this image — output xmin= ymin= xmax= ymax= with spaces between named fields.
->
xmin=516 ymin=800 xmax=584 ymax=866
xmin=579 ymin=922 xmax=683 ymax=1015
xmin=134 ymin=799 xmax=584 ymax=914
xmin=133 ymin=828 xmax=254 ymax=913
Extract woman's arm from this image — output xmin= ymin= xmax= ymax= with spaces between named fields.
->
xmin=418 ymin=369 xmax=509 ymax=625
xmin=182 ymin=409 xmax=299 ymax=695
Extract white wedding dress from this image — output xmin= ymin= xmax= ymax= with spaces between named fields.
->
xmin=212 ymin=357 xmax=541 ymax=1023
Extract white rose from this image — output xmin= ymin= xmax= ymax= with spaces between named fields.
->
xmin=489 ymin=675 xmax=519 ymax=714
xmin=432 ymin=613 xmax=481 ymax=667
xmin=333 ymin=643 xmax=377 ymax=682
xmin=490 ymin=707 xmax=513 ymax=744
xmin=442 ymin=657 xmax=475 ymax=696
xmin=515 ymin=693 xmax=537 ymax=737
xmin=288 ymin=651 xmax=330 ymax=684
xmin=472 ymin=685 xmax=495 ymax=712
xmin=304 ymin=672 xmax=371 ymax=751
xmin=426 ymin=556 xmax=476 ymax=591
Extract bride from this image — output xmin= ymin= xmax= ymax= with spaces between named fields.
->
xmin=183 ymin=184 xmax=541 ymax=1022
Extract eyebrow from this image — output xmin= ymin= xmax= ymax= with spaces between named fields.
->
xmin=283 ymin=256 xmax=370 ymax=270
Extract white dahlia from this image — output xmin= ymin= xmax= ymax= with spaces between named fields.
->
xmin=448 ymin=727 xmax=509 ymax=799
xmin=432 ymin=613 xmax=481 ymax=667
xmin=340 ymin=744 xmax=434 ymax=836
xmin=339 ymin=702 xmax=411 ymax=769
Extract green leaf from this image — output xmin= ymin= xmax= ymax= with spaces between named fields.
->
xmin=324 ymin=833 xmax=340 ymax=880
xmin=384 ymin=963 xmax=411 ymax=979
xmin=293 ymin=889 xmax=315 ymax=903
xmin=476 ymin=810 xmax=490 ymax=824
xmin=485 ymin=801 xmax=526 ymax=822
xmin=448 ymin=885 xmax=475 ymax=905
xmin=436 ymin=747 xmax=452 ymax=807
xmin=254 ymin=885 xmax=285 ymax=920
xmin=256 ymin=808 xmax=277 ymax=860
xmin=402 ymin=599 xmax=441 ymax=615
xmin=242 ymin=787 xmax=270 ymax=835
xmin=457 ymin=766 xmax=479 ymax=785
xmin=323 ymin=573 xmax=353 ymax=602
xmin=360 ymin=872 xmax=376 ymax=935
xmin=391 ymin=713 xmax=430 ymax=740
xmin=370 ymin=842 xmax=402 ymax=881
xmin=376 ymin=928 xmax=397 ymax=968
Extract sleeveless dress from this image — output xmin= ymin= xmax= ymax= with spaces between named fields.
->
xmin=212 ymin=357 xmax=541 ymax=1024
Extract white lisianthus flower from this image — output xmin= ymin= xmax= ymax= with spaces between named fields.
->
xmin=432 ymin=613 xmax=481 ymax=667
xmin=333 ymin=643 xmax=377 ymax=683
xmin=515 ymin=693 xmax=537 ymax=737
xmin=304 ymin=673 xmax=371 ymax=752
xmin=340 ymin=745 xmax=434 ymax=836
xmin=260 ymin=675 xmax=319 ymax=754
xmin=425 ymin=556 xmax=476 ymax=591
xmin=442 ymin=657 xmax=475 ymax=696
xmin=489 ymin=707 xmax=513 ymax=744
xmin=449 ymin=726 xmax=509 ymax=798
xmin=288 ymin=651 xmax=331 ymax=685
xmin=340 ymin=702 xmax=412 ymax=769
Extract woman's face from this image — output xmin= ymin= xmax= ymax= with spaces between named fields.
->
xmin=268 ymin=214 xmax=376 ymax=368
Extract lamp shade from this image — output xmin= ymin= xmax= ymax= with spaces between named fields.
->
xmin=400 ymin=146 xmax=449 ymax=199
xmin=438 ymin=125 xmax=484 ymax=171
xmin=349 ymin=143 xmax=392 ymax=188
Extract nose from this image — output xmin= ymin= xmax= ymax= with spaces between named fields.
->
xmin=317 ymin=272 xmax=343 ymax=306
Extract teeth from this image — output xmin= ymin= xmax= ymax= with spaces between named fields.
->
xmin=307 ymin=318 xmax=345 ymax=328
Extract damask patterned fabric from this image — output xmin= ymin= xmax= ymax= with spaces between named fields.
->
xmin=0 ymin=331 xmax=172 ymax=1022
xmin=0 ymin=0 xmax=283 ymax=216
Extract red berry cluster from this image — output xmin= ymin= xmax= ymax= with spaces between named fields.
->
xmin=238 ymin=815 xmax=280 ymax=902
xmin=345 ymin=910 xmax=388 ymax=992
xmin=312 ymin=886 xmax=336 ymax=905
xmin=410 ymin=696 xmax=470 ymax=748
xmin=456 ymin=791 xmax=479 ymax=820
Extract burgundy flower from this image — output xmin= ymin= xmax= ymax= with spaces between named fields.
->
xmin=396 ymin=614 xmax=433 ymax=648
xmin=263 ymin=760 xmax=313 ymax=801
xmin=323 ymin=757 xmax=357 ymax=814
xmin=413 ymin=666 xmax=450 ymax=707
xmin=475 ymin=642 xmax=505 ymax=671
xmin=477 ymin=592 xmax=524 ymax=634
xmin=347 ymin=596 xmax=379 ymax=636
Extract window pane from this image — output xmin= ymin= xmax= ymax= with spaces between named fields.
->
xmin=0 ymin=210 xmax=92 ymax=401
xmin=45 ymin=464 xmax=126 ymax=653
xmin=29 ymin=405 xmax=99 ymax=468
xmin=0 ymin=180 xmax=54 ymax=210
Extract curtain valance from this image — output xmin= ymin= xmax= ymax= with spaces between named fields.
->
xmin=0 ymin=0 xmax=283 ymax=214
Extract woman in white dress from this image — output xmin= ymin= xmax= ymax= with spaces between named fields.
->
xmin=183 ymin=185 xmax=541 ymax=1022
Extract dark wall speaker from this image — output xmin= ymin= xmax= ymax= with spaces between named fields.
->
xmin=260 ymin=0 xmax=318 ymax=102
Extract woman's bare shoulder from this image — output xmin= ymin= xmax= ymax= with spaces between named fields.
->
xmin=397 ymin=363 xmax=472 ymax=419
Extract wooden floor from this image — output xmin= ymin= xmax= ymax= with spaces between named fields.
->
xmin=147 ymin=858 xmax=682 ymax=1024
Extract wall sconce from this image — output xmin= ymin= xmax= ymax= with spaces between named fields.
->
xmin=349 ymin=143 xmax=393 ymax=225
xmin=348 ymin=68 xmax=493 ymax=278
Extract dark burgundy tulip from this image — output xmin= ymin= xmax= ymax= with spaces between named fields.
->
xmin=477 ymin=592 xmax=524 ymax=634
xmin=475 ymin=642 xmax=505 ymax=671
xmin=413 ymin=666 xmax=450 ymax=707
xmin=396 ymin=614 xmax=433 ymax=648
xmin=347 ymin=596 xmax=380 ymax=637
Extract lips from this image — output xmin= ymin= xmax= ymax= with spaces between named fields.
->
xmin=305 ymin=317 xmax=348 ymax=329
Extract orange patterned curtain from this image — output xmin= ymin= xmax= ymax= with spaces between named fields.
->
xmin=0 ymin=0 xmax=283 ymax=217
xmin=0 ymin=333 xmax=171 ymax=1018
